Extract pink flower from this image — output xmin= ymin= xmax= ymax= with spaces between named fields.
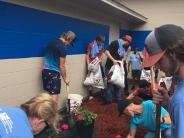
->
xmin=71 ymin=109 xmax=77 ymax=113
xmin=73 ymin=101 xmax=77 ymax=104
xmin=60 ymin=124 xmax=69 ymax=130
xmin=76 ymin=114 xmax=84 ymax=121
xmin=115 ymin=134 xmax=121 ymax=138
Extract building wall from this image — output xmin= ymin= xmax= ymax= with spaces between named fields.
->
xmin=121 ymin=0 xmax=184 ymax=30
xmin=119 ymin=0 xmax=184 ymax=53
xmin=0 ymin=0 xmax=129 ymax=107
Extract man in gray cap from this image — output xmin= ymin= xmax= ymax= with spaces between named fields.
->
xmin=42 ymin=31 xmax=76 ymax=103
xmin=143 ymin=24 xmax=184 ymax=138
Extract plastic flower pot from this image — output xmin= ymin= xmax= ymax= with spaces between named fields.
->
xmin=76 ymin=122 xmax=94 ymax=138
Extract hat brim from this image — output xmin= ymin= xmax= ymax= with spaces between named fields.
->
xmin=143 ymin=49 xmax=165 ymax=67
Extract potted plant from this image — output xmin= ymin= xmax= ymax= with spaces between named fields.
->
xmin=70 ymin=102 xmax=97 ymax=138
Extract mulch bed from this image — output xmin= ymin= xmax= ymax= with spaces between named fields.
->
xmin=82 ymin=94 xmax=147 ymax=138
xmin=35 ymin=79 xmax=147 ymax=138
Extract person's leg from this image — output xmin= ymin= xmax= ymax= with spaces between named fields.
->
xmin=114 ymin=85 xmax=121 ymax=103
xmin=137 ymin=70 xmax=141 ymax=81
xmin=103 ymin=68 xmax=112 ymax=104
xmin=132 ymin=70 xmax=136 ymax=80
xmin=131 ymin=70 xmax=137 ymax=90
xmin=50 ymin=94 xmax=59 ymax=103
xmin=88 ymin=86 xmax=94 ymax=100
xmin=144 ymin=132 xmax=155 ymax=138
xmin=42 ymin=69 xmax=61 ymax=104
xmin=123 ymin=61 xmax=129 ymax=95
xmin=100 ymin=64 xmax=105 ymax=97
xmin=134 ymin=70 xmax=139 ymax=81
xmin=104 ymin=82 xmax=113 ymax=103
xmin=163 ymin=128 xmax=172 ymax=138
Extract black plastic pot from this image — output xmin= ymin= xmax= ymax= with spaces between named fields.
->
xmin=76 ymin=122 xmax=94 ymax=138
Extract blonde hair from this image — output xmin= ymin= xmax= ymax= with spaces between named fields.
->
xmin=21 ymin=93 xmax=58 ymax=129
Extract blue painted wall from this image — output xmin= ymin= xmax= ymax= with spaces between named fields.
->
xmin=0 ymin=1 xmax=109 ymax=59
xmin=120 ymin=30 xmax=151 ymax=51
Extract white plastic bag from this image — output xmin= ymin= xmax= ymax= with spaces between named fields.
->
xmin=108 ymin=61 xmax=125 ymax=88
xmin=159 ymin=76 xmax=172 ymax=90
xmin=88 ymin=57 xmax=100 ymax=73
xmin=68 ymin=94 xmax=83 ymax=110
xmin=84 ymin=65 xmax=104 ymax=89
xmin=140 ymin=69 xmax=151 ymax=82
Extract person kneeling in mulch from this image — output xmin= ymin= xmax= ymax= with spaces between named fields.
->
xmin=126 ymin=79 xmax=152 ymax=101
xmin=118 ymin=99 xmax=172 ymax=138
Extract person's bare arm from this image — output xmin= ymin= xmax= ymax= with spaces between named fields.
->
xmin=60 ymin=57 xmax=69 ymax=85
xmin=161 ymin=112 xmax=172 ymax=124
xmin=127 ymin=129 xmax=136 ymax=138
xmin=86 ymin=49 xmax=90 ymax=65
xmin=105 ymin=50 xmax=118 ymax=64
xmin=126 ymin=93 xmax=135 ymax=100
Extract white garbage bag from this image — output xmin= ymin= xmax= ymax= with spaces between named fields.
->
xmin=159 ymin=76 xmax=172 ymax=91
xmin=107 ymin=61 xmax=125 ymax=88
xmin=84 ymin=64 xmax=104 ymax=89
xmin=140 ymin=69 xmax=151 ymax=83
xmin=88 ymin=57 xmax=100 ymax=73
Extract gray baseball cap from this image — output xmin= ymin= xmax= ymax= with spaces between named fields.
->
xmin=64 ymin=31 xmax=76 ymax=46
xmin=144 ymin=24 xmax=184 ymax=67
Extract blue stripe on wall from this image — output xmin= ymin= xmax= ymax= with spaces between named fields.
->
xmin=0 ymin=1 xmax=109 ymax=59
xmin=120 ymin=30 xmax=151 ymax=51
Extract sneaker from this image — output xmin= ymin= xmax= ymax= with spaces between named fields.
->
xmin=89 ymin=96 xmax=94 ymax=100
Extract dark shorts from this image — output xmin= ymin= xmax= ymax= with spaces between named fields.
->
xmin=42 ymin=69 xmax=61 ymax=95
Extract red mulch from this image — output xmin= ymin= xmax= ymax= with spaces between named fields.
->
xmin=83 ymin=95 xmax=147 ymax=138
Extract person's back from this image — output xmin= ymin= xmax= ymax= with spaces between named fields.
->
xmin=131 ymin=100 xmax=171 ymax=131
xmin=44 ymin=39 xmax=66 ymax=72
xmin=0 ymin=107 xmax=33 ymax=138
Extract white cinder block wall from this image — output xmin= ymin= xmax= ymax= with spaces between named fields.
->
xmin=0 ymin=0 xmax=127 ymax=108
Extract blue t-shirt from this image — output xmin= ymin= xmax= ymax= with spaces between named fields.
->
xmin=169 ymin=80 xmax=184 ymax=138
xmin=44 ymin=39 xmax=66 ymax=72
xmin=0 ymin=107 xmax=33 ymax=138
xmin=130 ymin=100 xmax=171 ymax=131
xmin=128 ymin=52 xmax=142 ymax=70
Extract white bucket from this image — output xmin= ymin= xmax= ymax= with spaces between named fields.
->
xmin=68 ymin=94 xmax=83 ymax=110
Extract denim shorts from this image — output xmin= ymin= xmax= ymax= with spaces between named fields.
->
xmin=42 ymin=69 xmax=61 ymax=95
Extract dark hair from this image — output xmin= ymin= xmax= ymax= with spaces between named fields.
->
xmin=118 ymin=99 xmax=132 ymax=116
xmin=167 ymin=38 xmax=184 ymax=62
xmin=139 ymin=79 xmax=151 ymax=88
xmin=96 ymin=34 xmax=105 ymax=42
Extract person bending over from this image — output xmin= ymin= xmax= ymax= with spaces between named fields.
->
xmin=86 ymin=34 xmax=105 ymax=100
xmin=0 ymin=93 xmax=58 ymax=138
xmin=118 ymin=99 xmax=172 ymax=138
xmin=42 ymin=31 xmax=76 ymax=103
xmin=127 ymin=79 xmax=152 ymax=101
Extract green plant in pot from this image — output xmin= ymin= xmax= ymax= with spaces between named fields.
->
xmin=71 ymin=103 xmax=97 ymax=138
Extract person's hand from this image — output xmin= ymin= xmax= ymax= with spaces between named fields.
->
xmin=64 ymin=79 xmax=70 ymax=86
xmin=152 ymin=86 xmax=169 ymax=105
xmin=113 ymin=59 xmax=119 ymax=65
